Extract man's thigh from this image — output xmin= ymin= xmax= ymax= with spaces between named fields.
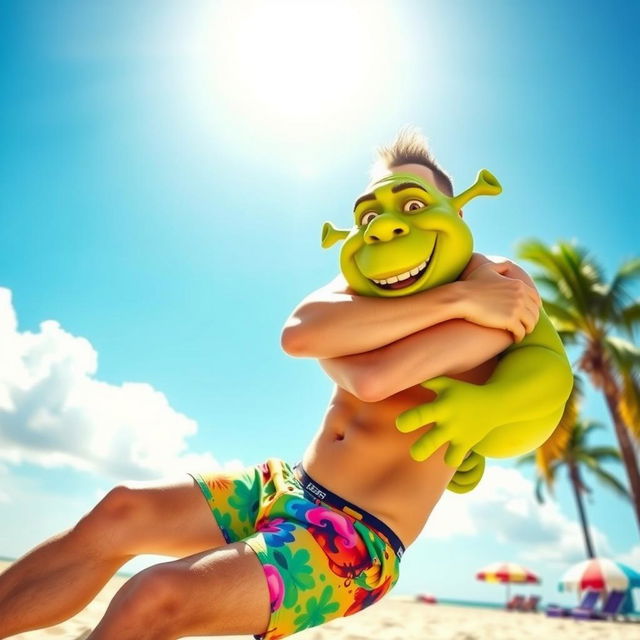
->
xmin=170 ymin=542 xmax=271 ymax=637
xmin=94 ymin=541 xmax=271 ymax=638
xmin=87 ymin=473 xmax=228 ymax=559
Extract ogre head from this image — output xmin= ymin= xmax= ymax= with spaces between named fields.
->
xmin=322 ymin=169 xmax=502 ymax=297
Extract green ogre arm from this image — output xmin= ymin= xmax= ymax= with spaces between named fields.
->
xmin=397 ymin=306 xmax=573 ymax=466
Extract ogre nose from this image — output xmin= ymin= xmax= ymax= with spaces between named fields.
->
xmin=364 ymin=215 xmax=409 ymax=244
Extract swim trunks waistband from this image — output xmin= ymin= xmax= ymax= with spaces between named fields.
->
xmin=293 ymin=462 xmax=405 ymax=559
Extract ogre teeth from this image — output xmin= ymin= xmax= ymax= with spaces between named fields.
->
xmin=371 ymin=258 xmax=429 ymax=286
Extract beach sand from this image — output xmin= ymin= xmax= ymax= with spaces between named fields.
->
xmin=2 ymin=561 xmax=637 ymax=639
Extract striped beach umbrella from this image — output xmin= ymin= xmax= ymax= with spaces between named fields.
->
xmin=559 ymin=558 xmax=640 ymax=593
xmin=476 ymin=562 xmax=540 ymax=604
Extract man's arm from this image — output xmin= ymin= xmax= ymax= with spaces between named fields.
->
xmin=281 ymin=276 xmax=466 ymax=359
xmin=317 ymin=256 xmax=541 ymax=402
xmin=319 ymin=319 xmax=513 ymax=402
xmin=281 ymin=254 xmax=539 ymax=359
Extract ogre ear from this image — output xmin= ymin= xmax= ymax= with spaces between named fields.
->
xmin=451 ymin=169 xmax=502 ymax=211
xmin=321 ymin=222 xmax=350 ymax=249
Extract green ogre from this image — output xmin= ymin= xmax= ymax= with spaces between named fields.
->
xmin=321 ymin=170 xmax=573 ymax=491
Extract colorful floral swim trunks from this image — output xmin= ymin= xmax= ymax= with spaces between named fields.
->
xmin=188 ymin=457 xmax=404 ymax=639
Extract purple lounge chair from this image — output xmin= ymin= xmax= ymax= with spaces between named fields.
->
xmin=599 ymin=590 xmax=627 ymax=619
xmin=572 ymin=590 xmax=606 ymax=620
xmin=546 ymin=590 xmax=599 ymax=618
xmin=591 ymin=591 xmax=627 ymax=621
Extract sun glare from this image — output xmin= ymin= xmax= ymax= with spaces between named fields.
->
xmin=203 ymin=1 xmax=404 ymax=143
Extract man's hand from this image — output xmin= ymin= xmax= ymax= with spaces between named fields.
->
xmin=458 ymin=262 xmax=541 ymax=343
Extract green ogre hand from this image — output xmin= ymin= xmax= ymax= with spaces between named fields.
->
xmin=396 ymin=376 xmax=498 ymax=467
xmin=447 ymin=451 xmax=486 ymax=494
xmin=396 ymin=307 xmax=573 ymax=468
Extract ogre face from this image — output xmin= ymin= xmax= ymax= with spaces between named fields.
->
xmin=321 ymin=169 xmax=501 ymax=298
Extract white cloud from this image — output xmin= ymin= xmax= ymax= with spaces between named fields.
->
xmin=423 ymin=465 xmax=611 ymax=566
xmin=0 ymin=464 xmax=10 ymax=504
xmin=0 ymin=288 xmax=227 ymax=480
xmin=616 ymin=544 xmax=640 ymax=569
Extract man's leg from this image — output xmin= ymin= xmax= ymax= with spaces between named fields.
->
xmin=0 ymin=474 xmax=227 ymax=638
xmin=87 ymin=541 xmax=270 ymax=640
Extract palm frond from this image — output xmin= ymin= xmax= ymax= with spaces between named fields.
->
xmin=535 ymin=476 xmax=547 ymax=504
xmin=517 ymin=239 xmax=609 ymax=328
xmin=532 ymin=274 xmax=565 ymax=300
xmin=608 ymin=257 xmax=640 ymax=304
xmin=585 ymin=445 xmax=622 ymax=463
xmin=619 ymin=369 xmax=640 ymax=439
xmin=558 ymin=242 xmax=604 ymax=317
xmin=589 ymin=466 xmax=632 ymax=500
xmin=578 ymin=420 xmax=606 ymax=440
xmin=620 ymin=302 xmax=640 ymax=340
xmin=558 ymin=329 xmax=581 ymax=346
xmin=517 ymin=240 xmax=588 ymax=315
xmin=516 ymin=452 xmax=537 ymax=467
xmin=603 ymin=336 xmax=640 ymax=371
xmin=541 ymin=299 xmax=582 ymax=331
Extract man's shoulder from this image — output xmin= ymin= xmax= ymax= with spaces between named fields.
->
xmin=321 ymin=273 xmax=356 ymax=295
xmin=305 ymin=273 xmax=356 ymax=299
xmin=459 ymin=252 xmax=511 ymax=279
xmin=462 ymin=252 xmax=538 ymax=292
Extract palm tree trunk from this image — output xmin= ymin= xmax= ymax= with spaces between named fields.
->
xmin=600 ymin=366 xmax=640 ymax=536
xmin=568 ymin=461 xmax=596 ymax=558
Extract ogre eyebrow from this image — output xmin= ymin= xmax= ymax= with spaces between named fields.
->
xmin=353 ymin=182 xmax=429 ymax=212
xmin=353 ymin=193 xmax=377 ymax=212
xmin=391 ymin=182 xmax=429 ymax=194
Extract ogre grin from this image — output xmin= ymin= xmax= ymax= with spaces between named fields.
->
xmin=367 ymin=238 xmax=437 ymax=291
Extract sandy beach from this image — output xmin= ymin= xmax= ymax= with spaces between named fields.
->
xmin=2 ymin=561 xmax=637 ymax=640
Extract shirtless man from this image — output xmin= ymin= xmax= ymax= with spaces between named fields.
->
xmin=0 ymin=132 xmax=550 ymax=640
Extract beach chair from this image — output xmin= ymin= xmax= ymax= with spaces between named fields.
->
xmin=592 ymin=591 xmax=627 ymax=621
xmin=520 ymin=595 xmax=540 ymax=612
xmin=416 ymin=593 xmax=437 ymax=604
xmin=546 ymin=589 xmax=599 ymax=617
xmin=571 ymin=590 xmax=604 ymax=620
xmin=506 ymin=595 xmax=525 ymax=611
xmin=506 ymin=595 xmax=524 ymax=611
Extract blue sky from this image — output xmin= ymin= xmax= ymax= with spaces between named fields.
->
xmin=1 ymin=0 xmax=639 ymax=607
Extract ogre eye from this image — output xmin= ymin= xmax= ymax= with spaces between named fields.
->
xmin=403 ymin=199 xmax=426 ymax=213
xmin=360 ymin=211 xmax=378 ymax=226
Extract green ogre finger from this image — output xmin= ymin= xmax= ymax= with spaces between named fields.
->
xmin=444 ymin=442 xmax=469 ymax=468
xmin=409 ymin=428 xmax=449 ymax=462
xmin=396 ymin=402 xmax=441 ymax=433
xmin=452 ymin=455 xmax=486 ymax=486
xmin=447 ymin=477 xmax=480 ymax=494
xmin=419 ymin=375 xmax=452 ymax=394
xmin=457 ymin=450 xmax=485 ymax=473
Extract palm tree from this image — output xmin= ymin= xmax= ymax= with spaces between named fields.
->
xmin=519 ymin=377 xmax=630 ymax=558
xmin=517 ymin=240 xmax=640 ymax=533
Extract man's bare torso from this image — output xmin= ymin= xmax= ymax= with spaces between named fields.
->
xmin=299 ymin=253 xmax=500 ymax=549
xmin=301 ymin=356 xmax=498 ymax=550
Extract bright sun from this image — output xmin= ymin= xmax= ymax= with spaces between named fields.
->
xmin=204 ymin=1 xmax=402 ymax=137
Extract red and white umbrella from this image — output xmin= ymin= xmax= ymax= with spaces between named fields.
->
xmin=476 ymin=562 xmax=540 ymax=603
xmin=559 ymin=557 xmax=640 ymax=593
